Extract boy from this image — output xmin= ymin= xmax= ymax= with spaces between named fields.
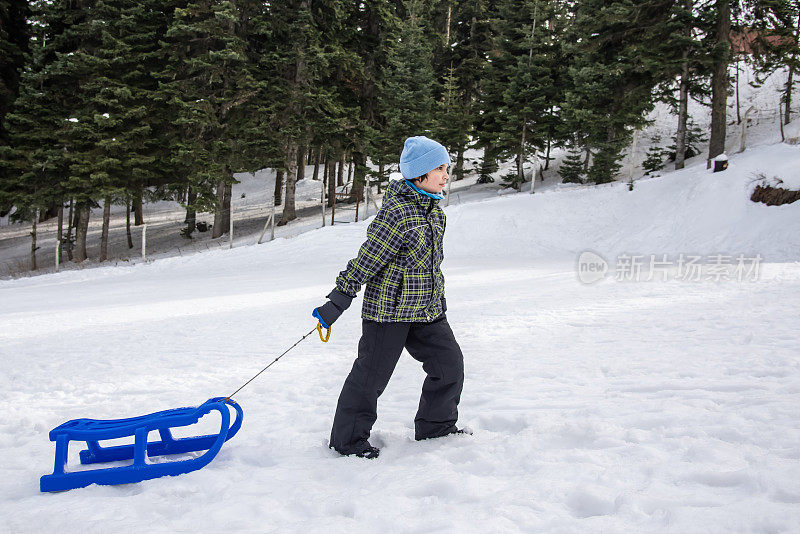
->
xmin=313 ymin=136 xmax=467 ymax=459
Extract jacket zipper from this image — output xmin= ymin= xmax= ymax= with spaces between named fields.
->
xmin=426 ymin=205 xmax=437 ymax=308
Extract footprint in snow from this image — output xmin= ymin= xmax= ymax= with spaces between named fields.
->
xmin=566 ymin=489 xmax=617 ymax=518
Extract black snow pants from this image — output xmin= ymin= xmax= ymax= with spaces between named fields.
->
xmin=329 ymin=313 xmax=464 ymax=455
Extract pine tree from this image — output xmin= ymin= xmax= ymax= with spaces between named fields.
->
xmin=701 ymin=1 xmax=793 ymax=165
xmin=668 ymin=118 xmax=707 ymax=161
xmin=563 ymin=0 xmax=681 ymax=184
xmin=0 ymin=0 xmax=31 ymax=216
xmin=474 ymin=0 xmax=506 ymax=185
xmin=311 ymin=1 xmax=361 ymax=205
xmin=6 ymin=0 xmax=109 ymax=262
xmin=73 ymin=0 xmax=173 ymax=259
xmin=496 ymin=0 xmax=557 ymax=190
xmin=373 ymin=0 xmax=437 ymax=179
xmin=431 ymin=0 xmax=492 ymax=181
xmin=733 ymin=0 xmax=798 ymax=125
xmin=157 ymin=0 xmax=260 ymax=237
xmin=0 ymin=0 xmax=29 ymax=164
xmin=783 ymin=6 xmax=800 ymax=124
xmin=705 ymin=0 xmax=732 ymax=167
xmin=558 ymin=147 xmax=585 ymax=184
xmin=111 ymin=0 xmax=174 ymax=232
xmin=648 ymin=0 xmax=714 ymax=170
xmin=256 ymin=1 xmax=355 ymax=224
xmin=433 ymin=65 xmax=470 ymax=181
xmin=642 ymin=135 xmax=668 ymax=175
xmin=353 ymin=2 xmax=396 ymax=191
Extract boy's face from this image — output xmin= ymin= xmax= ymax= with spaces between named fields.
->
xmin=415 ymin=164 xmax=449 ymax=194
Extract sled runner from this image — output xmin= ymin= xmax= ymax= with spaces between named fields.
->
xmin=40 ymin=397 xmax=243 ymax=492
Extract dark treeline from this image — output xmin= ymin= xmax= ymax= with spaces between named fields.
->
xmin=0 ymin=0 xmax=798 ymax=265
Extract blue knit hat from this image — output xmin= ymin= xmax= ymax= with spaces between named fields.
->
xmin=399 ymin=136 xmax=450 ymax=180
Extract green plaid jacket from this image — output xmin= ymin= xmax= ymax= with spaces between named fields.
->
xmin=335 ymin=179 xmax=447 ymax=322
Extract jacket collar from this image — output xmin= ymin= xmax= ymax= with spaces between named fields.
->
xmin=396 ymin=179 xmax=439 ymax=211
xmin=404 ymin=179 xmax=444 ymax=200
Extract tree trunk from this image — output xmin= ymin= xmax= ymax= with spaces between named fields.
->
xmin=707 ymin=0 xmax=731 ymax=168
xmin=73 ymin=201 xmax=91 ymax=262
xmin=40 ymin=203 xmax=57 ymax=222
xmin=378 ymin=163 xmax=385 ymax=193
xmin=735 ymin=57 xmax=741 ymax=124
xmin=133 ymin=187 xmax=144 ymax=225
xmin=183 ymin=187 xmax=192 ymax=223
xmin=274 ymin=169 xmax=283 ymax=206
xmin=455 ymin=148 xmax=465 ymax=181
xmin=184 ymin=187 xmax=197 ymax=238
xmin=100 ymin=196 xmax=111 ymax=261
xmin=517 ymin=122 xmax=527 ymax=188
xmin=57 ymin=203 xmax=64 ymax=264
xmin=786 ymin=63 xmax=794 ymax=125
xmin=30 ymin=211 xmax=37 ymax=271
xmin=347 ymin=159 xmax=353 ymax=183
xmin=328 ymin=154 xmax=336 ymax=208
xmin=312 ymin=147 xmax=321 ymax=181
xmin=337 ymin=153 xmax=345 ymax=186
xmin=545 ymin=107 xmax=554 ymax=170
xmin=212 ymin=179 xmax=231 ymax=238
xmin=223 ymin=181 xmax=232 ymax=235
xmin=785 ymin=11 xmax=798 ymax=125
xmin=323 ymin=156 xmax=330 ymax=202
xmin=126 ymin=199 xmax=133 ymax=248
xmin=212 ymin=181 xmax=225 ymax=238
xmin=583 ymin=147 xmax=591 ymax=174
xmin=477 ymin=141 xmax=496 ymax=183
xmin=66 ymin=198 xmax=74 ymax=261
xmin=348 ymin=152 xmax=366 ymax=204
xmin=296 ymin=144 xmax=306 ymax=183
xmin=279 ymin=144 xmax=298 ymax=226
xmin=675 ymin=47 xmax=690 ymax=170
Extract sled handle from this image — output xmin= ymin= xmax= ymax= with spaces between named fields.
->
xmin=316 ymin=322 xmax=331 ymax=342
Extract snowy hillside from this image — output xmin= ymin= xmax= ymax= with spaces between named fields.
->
xmin=2 ymin=136 xmax=799 ymax=532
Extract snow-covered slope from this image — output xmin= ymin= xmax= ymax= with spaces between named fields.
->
xmin=447 ymin=142 xmax=800 ymax=263
xmin=1 ymin=140 xmax=799 ymax=533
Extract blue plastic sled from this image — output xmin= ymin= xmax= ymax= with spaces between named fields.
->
xmin=40 ymin=397 xmax=243 ymax=492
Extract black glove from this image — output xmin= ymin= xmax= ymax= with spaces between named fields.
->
xmin=312 ymin=289 xmax=354 ymax=328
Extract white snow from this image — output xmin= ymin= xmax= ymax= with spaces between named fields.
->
xmin=784 ymin=119 xmax=800 ymax=148
xmin=1 ymin=137 xmax=799 ymax=532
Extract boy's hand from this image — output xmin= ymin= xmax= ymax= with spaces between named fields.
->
xmin=312 ymin=289 xmax=354 ymax=328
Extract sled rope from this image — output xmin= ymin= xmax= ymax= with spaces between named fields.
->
xmin=225 ymin=326 xmax=321 ymax=402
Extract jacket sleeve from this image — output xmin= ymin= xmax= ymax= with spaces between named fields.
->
xmin=334 ymin=206 xmax=403 ymax=297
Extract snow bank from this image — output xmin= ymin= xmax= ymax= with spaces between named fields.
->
xmin=784 ymin=119 xmax=800 ymax=146
xmin=441 ymin=143 xmax=800 ymax=264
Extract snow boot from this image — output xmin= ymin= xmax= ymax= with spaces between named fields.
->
xmin=416 ymin=426 xmax=473 ymax=441
xmin=332 ymin=443 xmax=380 ymax=459
xmin=354 ymin=445 xmax=380 ymax=459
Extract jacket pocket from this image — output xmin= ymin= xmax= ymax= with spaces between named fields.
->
xmin=397 ymin=269 xmax=433 ymax=317
xmin=403 ymin=224 xmax=430 ymax=270
xmin=367 ymin=265 xmax=403 ymax=318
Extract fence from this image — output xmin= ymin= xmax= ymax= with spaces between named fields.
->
xmin=0 ymin=175 xmax=385 ymax=278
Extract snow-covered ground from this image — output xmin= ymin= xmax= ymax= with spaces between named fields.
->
xmin=1 ymin=133 xmax=799 ymax=532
